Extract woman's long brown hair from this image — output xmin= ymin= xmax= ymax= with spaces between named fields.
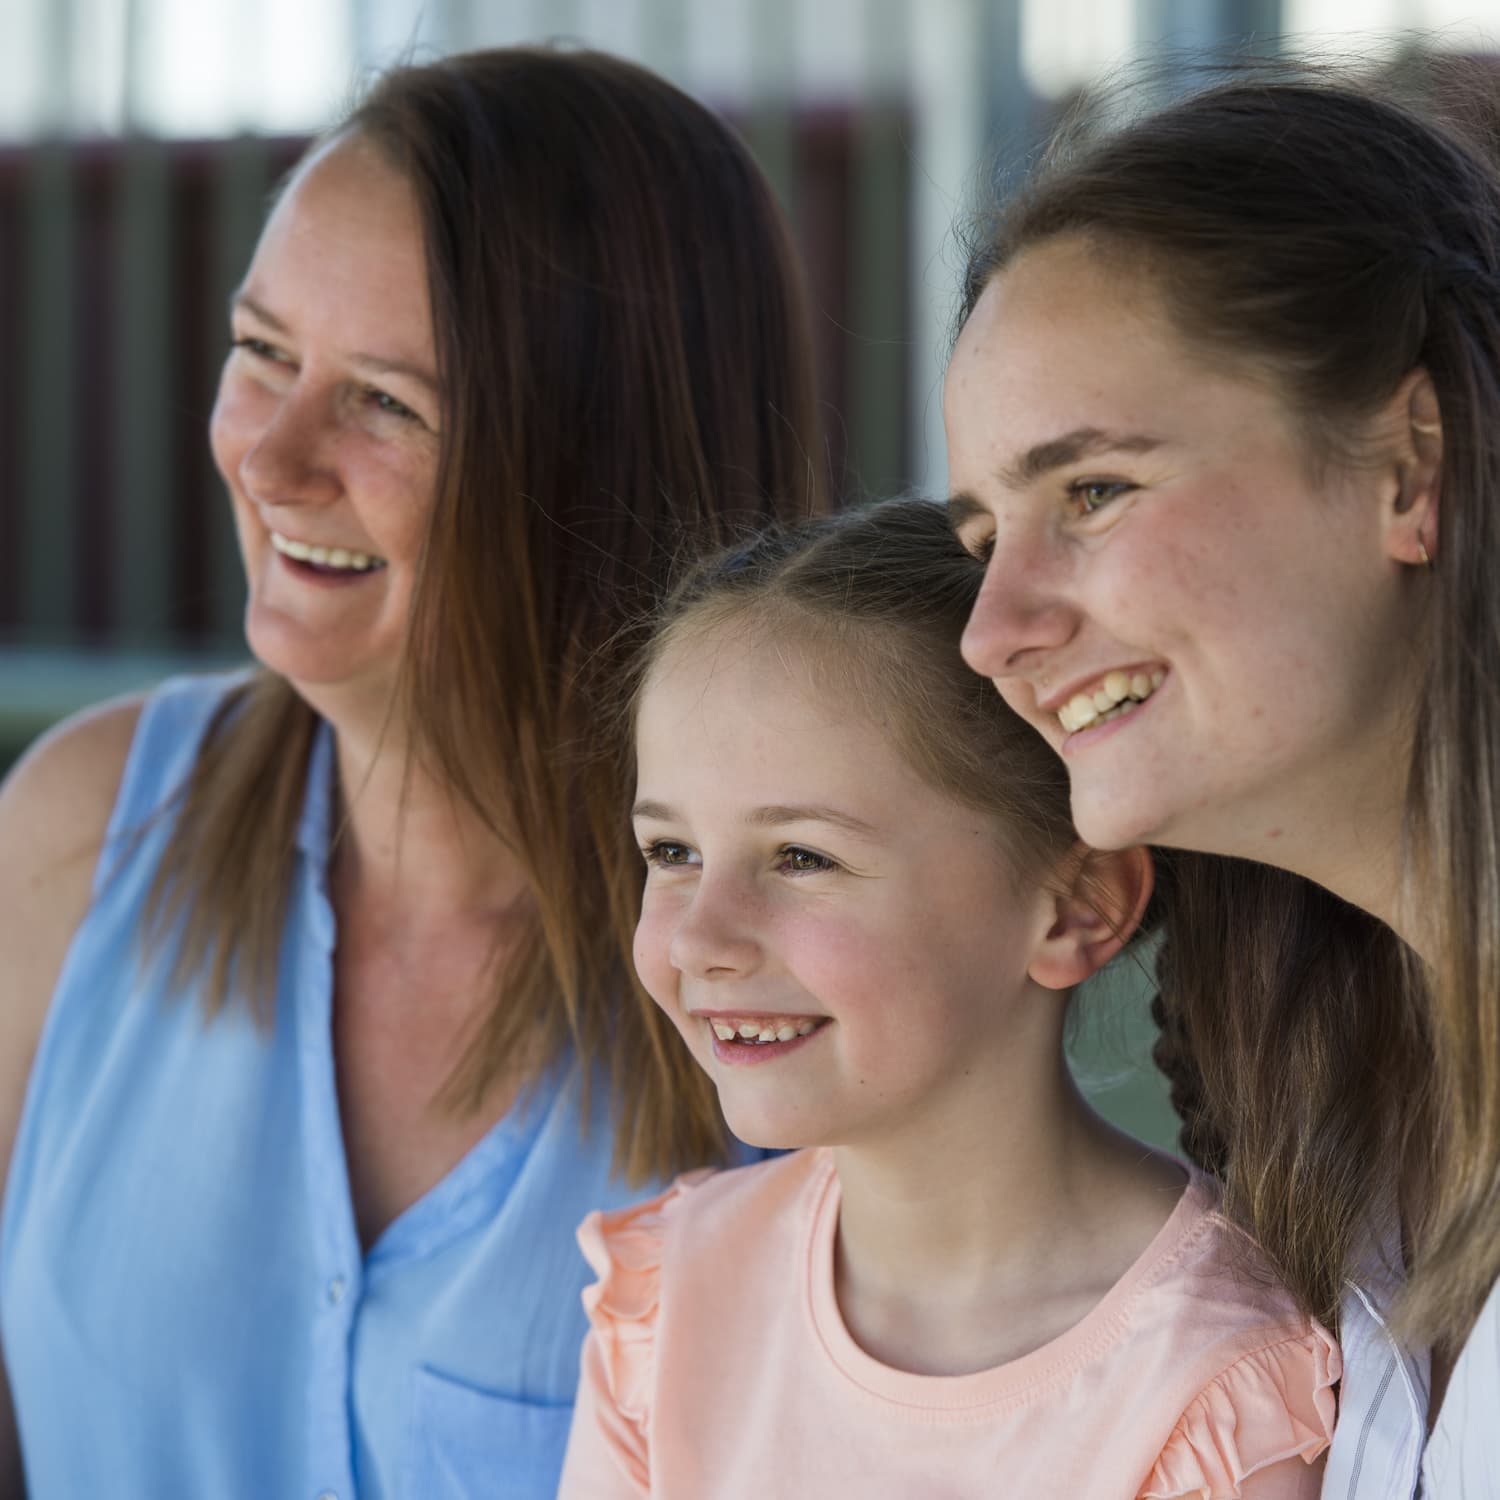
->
xmin=146 ymin=47 xmax=827 ymax=1186
xmin=960 ymin=68 xmax=1500 ymax=1343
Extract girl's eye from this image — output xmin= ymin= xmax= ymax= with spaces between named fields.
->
xmin=1070 ymin=479 xmax=1135 ymax=516
xmin=642 ymin=839 xmax=696 ymax=868
xmin=779 ymin=846 xmax=838 ymax=875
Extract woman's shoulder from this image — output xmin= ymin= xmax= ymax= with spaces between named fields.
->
xmin=0 ymin=693 xmax=149 ymax=1196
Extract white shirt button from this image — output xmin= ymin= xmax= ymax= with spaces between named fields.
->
xmin=317 ymin=1491 xmax=337 ymax=1500
xmin=326 ymin=1276 xmax=346 ymax=1306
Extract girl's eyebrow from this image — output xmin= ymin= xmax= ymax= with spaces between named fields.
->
xmin=631 ymin=800 xmax=881 ymax=840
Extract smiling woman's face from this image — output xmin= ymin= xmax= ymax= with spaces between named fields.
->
xmin=944 ymin=235 xmax=1421 ymax=863
xmin=210 ymin=134 xmax=442 ymax=712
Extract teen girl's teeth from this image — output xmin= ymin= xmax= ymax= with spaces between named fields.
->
xmin=270 ymin=530 xmax=386 ymax=571
xmin=1057 ymin=668 xmax=1167 ymax=733
xmin=710 ymin=1017 xmax=821 ymax=1045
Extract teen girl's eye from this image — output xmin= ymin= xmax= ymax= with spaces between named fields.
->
xmin=641 ymin=838 xmax=698 ymax=869
xmin=1070 ymin=479 xmax=1136 ymax=516
xmin=778 ymin=845 xmax=839 ymax=876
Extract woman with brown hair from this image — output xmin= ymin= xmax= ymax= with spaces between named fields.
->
xmin=944 ymin=72 xmax=1500 ymax=1495
xmin=0 ymin=46 xmax=824 ymax=1500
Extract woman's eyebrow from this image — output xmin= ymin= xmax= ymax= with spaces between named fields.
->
xmin=229 ymin=290 xmax=440 ymax=395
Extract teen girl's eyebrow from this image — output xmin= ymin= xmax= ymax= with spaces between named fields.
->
xmin=996 ymin=426 xmax=1166 ymax=490
xmin=229 ymin=290 xmax=442 ymax=396
xmin=631 ymin=800 xmax=882 ymax=840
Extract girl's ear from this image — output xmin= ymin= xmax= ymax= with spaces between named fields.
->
xmin=1027 ymin=843 xmax=1154 ymax=992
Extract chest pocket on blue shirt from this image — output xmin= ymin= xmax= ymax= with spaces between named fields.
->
xmin=404 ymin=1366 xmax=575 ymax=1500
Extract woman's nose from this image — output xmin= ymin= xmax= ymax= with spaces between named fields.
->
xmin=238 ymin=385 xmax=341 ymax=508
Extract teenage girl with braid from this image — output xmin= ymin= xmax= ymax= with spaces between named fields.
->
xmin=946 ymin=73 xmax=1500 ymax=1496
xmin=559 ymin=500 xmax=1337 ymax=1499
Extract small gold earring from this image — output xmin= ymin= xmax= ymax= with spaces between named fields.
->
xmin=1417 ymin=534 xmax=1433 ymax=570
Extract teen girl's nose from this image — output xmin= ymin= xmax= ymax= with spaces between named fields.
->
xmin=667 ymin=877 xmax=762 ymax=981
xmin=960 ymin=537 xmax=1078 ymax=682
xmin=238 ymin=383 xmax=341 ymax=509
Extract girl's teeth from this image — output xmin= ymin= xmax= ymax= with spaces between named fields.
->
xmin=1131 ymin=673 xmax=1151 ymax=698
xmin=711 ymin=1017 xmax=823 ymax=1045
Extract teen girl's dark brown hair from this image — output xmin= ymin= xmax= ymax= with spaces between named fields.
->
xmin=960 ymin=73 xmax=1500 ymax=1342
xmin=147 ymin=47 xmax=827 ymax=1185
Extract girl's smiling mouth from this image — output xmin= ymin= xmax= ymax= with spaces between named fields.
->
xmin=692 ymin=1012 xmax=831 ymax=1065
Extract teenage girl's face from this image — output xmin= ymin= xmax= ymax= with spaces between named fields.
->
xmin=944 ymin=236 xmax=1421 ymax=863
xmin=210 ymin=134 xmax=442 ymax=710
xmin=631 ymin=627 xmax=1061 ymax=1152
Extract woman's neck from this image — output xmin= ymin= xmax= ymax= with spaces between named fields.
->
xmin=328 ymin=712 xmax=530 ymax=929
xmin=830 ymin=1053 xmax=1186 ymax=1377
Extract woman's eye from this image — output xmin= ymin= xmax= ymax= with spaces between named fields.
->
xmin=1070 ymin=479 xmax=1135 ymax=515
xmin=230 ymin=335 xmax=283 ymax=362
xmin=366 ymin=388 xmax=420 ymax=423
xmin=779 ymin=846 xmax=838 ymax=875
xmin=642 ymin=839 xmax=695 ymax=868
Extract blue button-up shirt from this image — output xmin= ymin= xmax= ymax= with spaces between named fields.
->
xmin=1 ymin=674 xmax=709 ymax=1499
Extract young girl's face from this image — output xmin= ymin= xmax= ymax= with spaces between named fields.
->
xmin=631 ymin=625 xmax=1061 ymax=1151
xmin=943 ymin=236 xmax=1424 ymax=863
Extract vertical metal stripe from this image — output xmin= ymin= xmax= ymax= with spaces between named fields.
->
xmin=0 ymin=155 xmax=24 ymax=634
xmin=745 ymin=0 xmax=800 ymax=236
xmin=22 ymin=143 xmax=77 ymax=639
xmin=114 ymin=137 xmax=172 ymax=646
xmin=642 ymin=0 xmax=689 ymax=81
xmin=849 ymin=95 xmax=910 ymax=499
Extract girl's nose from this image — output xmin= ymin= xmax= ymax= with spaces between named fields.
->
xmin=668 ymin=880 xmax=763 ymax=981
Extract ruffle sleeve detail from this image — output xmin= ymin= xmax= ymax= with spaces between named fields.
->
xmin=576 ymin=1170 xmax=712 ymax=1428
xmin=1141 ymin=1324 xmax=1342 ymax=1498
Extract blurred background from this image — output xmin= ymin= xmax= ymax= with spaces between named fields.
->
xmin=4 ymin=0 xmax=1499 ymax=1146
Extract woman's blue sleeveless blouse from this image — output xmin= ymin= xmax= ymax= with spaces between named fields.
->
xmin=0 ymin=674 xmax=697 ymax=1500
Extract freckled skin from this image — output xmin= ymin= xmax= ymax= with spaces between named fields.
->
xmin=943 ymin=237 xmax=1423 ymax=866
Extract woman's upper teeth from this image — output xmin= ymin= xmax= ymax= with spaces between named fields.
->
xmin=270 ymin=530 xmax=385 ymax=571
xmin=1057 ymin=668 xmax=1166 ymax=733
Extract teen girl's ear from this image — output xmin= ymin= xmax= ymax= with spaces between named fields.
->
xmin=1380 ymin=367 xmax=1442 ymax=569
xmin=1026 ymin=844 xmax=1154 ymax=992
